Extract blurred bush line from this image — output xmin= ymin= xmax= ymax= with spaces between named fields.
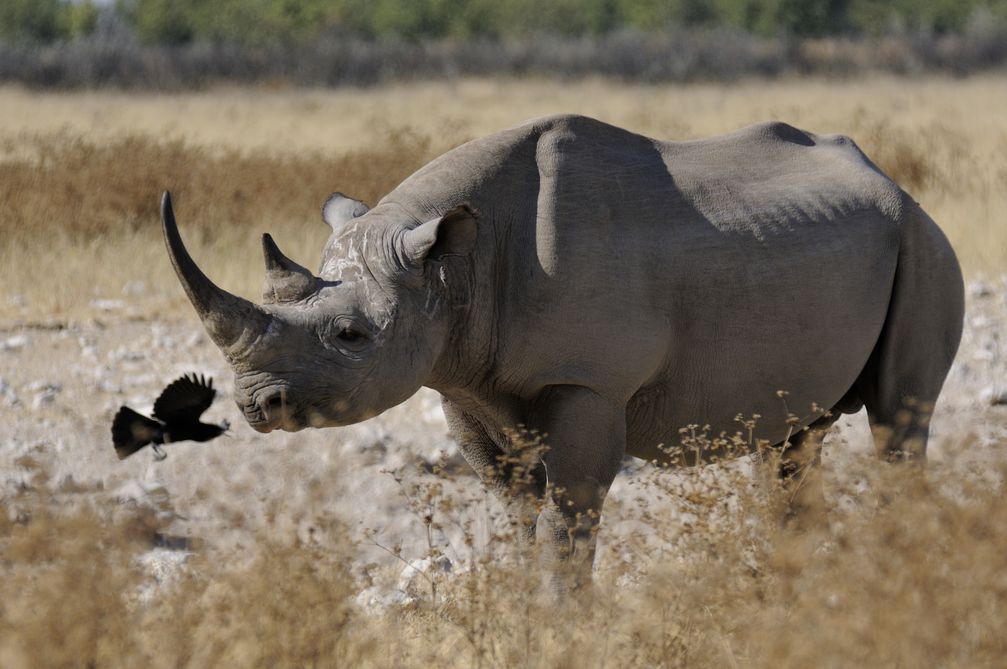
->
xmin=2 ymin=0 xmax=1007 ymax=86
xmin=12 ymin=0 xmax=1007 ymax=42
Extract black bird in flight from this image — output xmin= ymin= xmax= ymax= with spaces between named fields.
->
xmin=112 ymin=373 xmax=229 ymax=460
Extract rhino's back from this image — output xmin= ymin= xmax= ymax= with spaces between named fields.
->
xmin=494 ymin=115 xmax=905 ymax=300
xmin=666 ymin=119 xmax=905 ymax=233
xmin=381 ymin=113 xmax=905 ymax=244
xmin=529 ymin=113 xmax=904 ymax=237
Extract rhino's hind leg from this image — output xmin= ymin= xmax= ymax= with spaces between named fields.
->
xmin=765 ymin=412 xmax=838 ymax=526
xmin=855 ymin=205 xmax=964 ymax=463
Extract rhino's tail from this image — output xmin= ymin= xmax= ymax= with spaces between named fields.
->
xmin=112 ymin=406 xmax=164 ymax=459
xmin=854 ymin=201 xmax=964 ymax=461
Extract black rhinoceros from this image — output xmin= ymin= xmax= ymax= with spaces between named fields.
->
xmin=161 ymin=114 xmax=963 ymax=583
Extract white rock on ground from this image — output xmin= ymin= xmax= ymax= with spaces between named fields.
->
xmin=1 ymin=335 xmax=29 ymax=351
xmin=969 ymin=279 xmax=995 ymax=299
xmin=121 ymin=281 xmax=147 ymax=296
xmin=981 ymin=386 xmax=1007 ymax=406
xmin=90 ymin=299 xmax=126 ymax=311
xmin=0 ymin=379 xmax=19 ymax=407
xmin=28 ymin=381 xmax=61 ymax=409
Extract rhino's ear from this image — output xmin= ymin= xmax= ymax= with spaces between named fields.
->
xmin=402 ymin=204 xmax=479 ymax=266
xmin=321 ymin=192 xmax=369 ymax=232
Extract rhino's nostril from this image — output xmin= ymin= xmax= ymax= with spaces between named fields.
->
xmin=259 ymin=391 xmax=286 ymax=419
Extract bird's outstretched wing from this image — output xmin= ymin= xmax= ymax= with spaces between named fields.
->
xmin=153 ymin=373 xmax=216 ymax=425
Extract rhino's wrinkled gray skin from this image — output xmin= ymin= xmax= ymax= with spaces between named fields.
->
xmin=163 ymin=115 xmax=964 ymax=585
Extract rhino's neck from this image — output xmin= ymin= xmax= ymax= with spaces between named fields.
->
xmin=425 ymin=242 xmax=498 ymax=396
xmin=383 ymin=125 xmax=543 ymax=400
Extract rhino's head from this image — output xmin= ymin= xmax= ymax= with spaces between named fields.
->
xmin=161 ymin=191 xmax=477 ymax=432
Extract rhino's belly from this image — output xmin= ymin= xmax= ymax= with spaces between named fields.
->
xmin=624 ymin=340 xmax=871 ymax=466
xmin=624 ymin=365 xmax=859 ymax=466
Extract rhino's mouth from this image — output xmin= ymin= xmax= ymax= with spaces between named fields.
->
xmin=243 ymin=393 xmax=309 ymax=433
xmin=243 ymin=393 xmax=368 ymax=432
xmin=248 ymin=410 xmax=308 ymax=433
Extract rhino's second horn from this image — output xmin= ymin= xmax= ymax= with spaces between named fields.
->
xmin=261 ymin=233 xmax=318 ymax=304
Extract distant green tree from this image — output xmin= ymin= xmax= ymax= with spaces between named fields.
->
xmin=775 ymin=0 xmax=850 ymax=35
xmin=897 ymin=0 xmax=977 ymax=33
xmin=59 ymin=1 xmax=99 ymax=38
xmin=616 ymin=0 xmax=732 ymax=31
xmin=357 ymin=0 xmax=442 ymax=38
xmin=742 ymin=0 xmax=788 ymax=35
xmin=118 ymin=0 xmax=338 ymax=45
xmin=615 ymin=0 xmax=677 ymax=30
xmin=0 ymin=0 xmax=97 ymax=42
xmin=441 ymin=0 xmax=508 ymax=39
xmin=848 ymin=0 xmax=991 ymax=34
xmin=117 ymin=0 xmax=196 ymax=44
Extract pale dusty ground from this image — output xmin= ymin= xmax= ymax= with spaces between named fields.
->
xmin=1 ymin=276 xmax=1004 ymax=599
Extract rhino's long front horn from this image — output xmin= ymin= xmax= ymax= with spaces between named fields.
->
xmin=161 ymin=191 xmax=271 ymax=352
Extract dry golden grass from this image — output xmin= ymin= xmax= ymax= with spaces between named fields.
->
xmin=1 ymin=75 xmax=1005 ymax=322
xmin=4 ymin=440 xmax=1007 ymax=667
xmin=0 ymin=129 xmax=436 ymax=318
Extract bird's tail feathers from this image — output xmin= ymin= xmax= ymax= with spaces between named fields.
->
xmin=112 ymin=407 xmax=163 ymax=459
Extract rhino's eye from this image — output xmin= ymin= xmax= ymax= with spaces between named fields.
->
xmin=321 ymin=320 xmax=371 ymax=351
xmin=336 ymin=327 xmax=366 ymax=344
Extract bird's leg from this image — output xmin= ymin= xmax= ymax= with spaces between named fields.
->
xmin=152 ymin=444 xmax=167 ymax=461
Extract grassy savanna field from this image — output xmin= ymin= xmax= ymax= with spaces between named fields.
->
xmin=2 ymin=75 xmax=1006 ymax=320
xmin=1 ymin=76 xmax=1006 ymax=667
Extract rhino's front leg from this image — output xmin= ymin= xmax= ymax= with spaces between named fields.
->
xmin=441 ymin=397 xmax=546 ymax=547
xmin=528 ymin=385 xmax=626 ymax=591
